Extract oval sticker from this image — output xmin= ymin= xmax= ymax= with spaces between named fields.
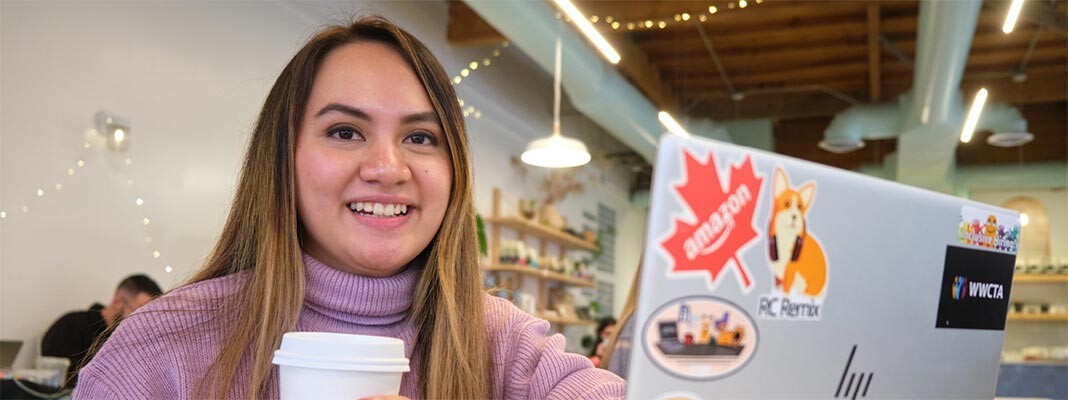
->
xmin=642 ymin=296 xmax=758 ymax=380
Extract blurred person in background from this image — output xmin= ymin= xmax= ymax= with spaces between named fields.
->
xmin=41 ymin=274 xmax=162 ymax=388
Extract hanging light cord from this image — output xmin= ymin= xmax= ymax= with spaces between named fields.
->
xmin=553 ymin=37 xmax=562 ymax=137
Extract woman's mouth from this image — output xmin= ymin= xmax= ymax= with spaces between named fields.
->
xmin=348 ymin=202 xmax=411 ymax=218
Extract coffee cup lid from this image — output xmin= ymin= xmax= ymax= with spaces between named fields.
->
xmin=272 ymin=332 xmax=410 ymax=373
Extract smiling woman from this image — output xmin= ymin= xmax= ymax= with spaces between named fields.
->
xmin=72 ymin=15 xmax=625 ymax=400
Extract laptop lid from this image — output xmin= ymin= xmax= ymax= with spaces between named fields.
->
xmin=626 ymin=135 xmax=1018 ymax=399
xmin=0 ymin=340 xmax=23 ymax=370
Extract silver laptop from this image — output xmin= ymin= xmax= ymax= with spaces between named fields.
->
xmin=1 ymin=340 xmax=22 ymax=372
xmin=626 ymin=135 xmax=1018 ymax=399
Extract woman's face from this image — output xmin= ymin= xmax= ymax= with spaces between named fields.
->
xmin=296 ymin=42 xmax=452 ymax=277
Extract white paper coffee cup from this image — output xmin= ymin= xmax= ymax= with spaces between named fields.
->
xmin=272 ymin=332 xmax=410 ymax=400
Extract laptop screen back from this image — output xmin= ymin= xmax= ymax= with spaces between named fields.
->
xmin=625 ymin=135 xmax=1018 ymax=399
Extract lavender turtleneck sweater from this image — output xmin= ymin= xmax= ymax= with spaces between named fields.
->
xmin=74 ymin=254 xmax=626 ymax=399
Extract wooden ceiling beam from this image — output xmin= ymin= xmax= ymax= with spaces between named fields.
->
xmin=634 ymin=21 xmax=869 ymax=54
xmin=867 ymin=4 xmax=882 ymax=101
xmin=447 ymin=1 xmax=507 ymax=45
xmin=684 ymin=66 xmax=1066 ymax=120
xmin=615 ymin=36 xmax=681 ymax=113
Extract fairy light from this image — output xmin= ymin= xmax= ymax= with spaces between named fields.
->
xmin=585 ymin=1 xmax=765 ymax=31
xmin=165 ymin=265 xmax=173 ymax=273
xmin=4 ymin=136 xmax=175 ymax=274
xmin=452 ymin=42 xmax=506 ymax=87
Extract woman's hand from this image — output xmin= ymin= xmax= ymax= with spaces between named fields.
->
xmin=358 ymin=396 xmax=409 ymax=400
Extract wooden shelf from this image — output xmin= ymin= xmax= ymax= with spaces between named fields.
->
xmin=484 ymin=264 xmax=595 ymax=287
xmin=485 ymin=216 xmax=598 ymax=252
xmin=1014 ymin=274 xmax=1068 ymax=283
xmin=538 ymin=314 xmax=598 ymax=326
xmin=1007 ymin=313 xmax=1068 ymax=322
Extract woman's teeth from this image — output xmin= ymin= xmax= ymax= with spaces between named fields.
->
xmin=348 ymin=202 xmax=409 ymax=217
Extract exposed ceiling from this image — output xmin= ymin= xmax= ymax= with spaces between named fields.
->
xmin=449 ymin=0 xmax=1067 ymax=189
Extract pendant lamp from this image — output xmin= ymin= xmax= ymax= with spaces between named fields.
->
xmin=520 ymin=38 xmax=591 ymax=168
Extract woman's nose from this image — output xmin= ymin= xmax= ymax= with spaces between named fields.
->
xmin=358 ymin=141 xmax=411 ymax=186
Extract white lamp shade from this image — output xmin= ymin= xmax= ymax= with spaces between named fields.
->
xmin=520 ymin=135 xmax=591 ymax=168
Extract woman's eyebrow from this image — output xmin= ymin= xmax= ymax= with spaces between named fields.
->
xmin=315 ymin=103 xmax=372 ymax=122
xmin=401 ymin=112 xmax=439 ymax=125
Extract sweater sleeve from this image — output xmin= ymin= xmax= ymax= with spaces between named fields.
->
xmin=487 ymin=296 xmax=627 ymax=400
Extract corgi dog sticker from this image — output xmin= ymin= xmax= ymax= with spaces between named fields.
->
xmin=768 ymin=167 xmax=827 ymax=298
xmin=757 ymin=167 xmax=828 ymax=321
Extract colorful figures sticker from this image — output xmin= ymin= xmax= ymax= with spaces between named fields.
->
xmin=643 ymin=297 xmax=758 ymax=380
xmin=958 ymin=206 xmax=1019 ymax=254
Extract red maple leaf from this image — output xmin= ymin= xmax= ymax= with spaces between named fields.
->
xmin=660 ymin=149 xmax=763 ymax=292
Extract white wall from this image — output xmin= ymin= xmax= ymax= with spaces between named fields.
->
xmin=0 ymin=0 xmax=646 ymax=367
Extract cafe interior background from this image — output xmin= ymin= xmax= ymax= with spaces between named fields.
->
xmin=1 ymin=0 xmax=1065 ymax=397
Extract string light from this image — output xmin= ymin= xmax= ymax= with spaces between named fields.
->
xmin=2 ymin=137 xmax=174 ymax=274
xmin=452 ymin=42 xmax=506 ymax=86
xmin=599 ymin=2 xmax=763 ymax=30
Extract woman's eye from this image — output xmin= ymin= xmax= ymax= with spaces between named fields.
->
xmin=405 ymin=132 xmax=438 ymax=146
xmin=328 ymin=126 xmax=362 ymax=140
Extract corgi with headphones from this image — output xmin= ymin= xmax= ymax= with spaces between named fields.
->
xmin=768 ymin=167 xmax=827 ymax=298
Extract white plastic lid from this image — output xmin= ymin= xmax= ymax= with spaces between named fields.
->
xmin=272 ymin=332 xmax=410 ymax=373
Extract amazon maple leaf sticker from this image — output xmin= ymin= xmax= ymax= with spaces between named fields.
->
xmin=661 ymin=149 xmax=763 ymax=293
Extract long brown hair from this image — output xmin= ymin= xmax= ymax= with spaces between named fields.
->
xmin=187 ymin=16 xmax=490 ymax=399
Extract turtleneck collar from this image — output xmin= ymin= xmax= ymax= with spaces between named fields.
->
xmin=301 ymin=252 xmax=420 ymax=326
